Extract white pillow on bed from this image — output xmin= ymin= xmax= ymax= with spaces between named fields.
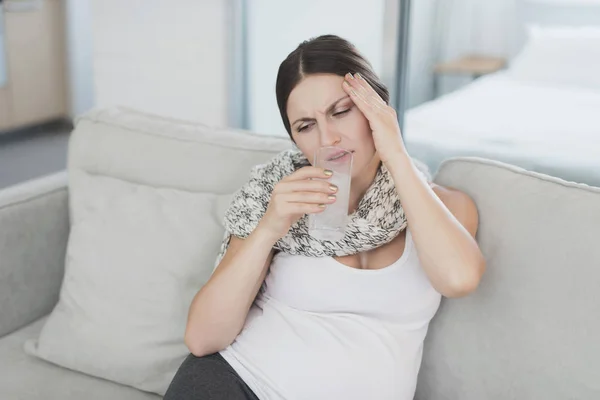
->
xmin=508 ymin=25 xmax=600 ymax=91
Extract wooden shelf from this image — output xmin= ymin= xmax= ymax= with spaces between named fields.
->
xmin=434 ymin=55 xmax=507 ymax=77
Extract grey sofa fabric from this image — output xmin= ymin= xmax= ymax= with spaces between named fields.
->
xmin=0 ymin=172 xmax=69 ymax=338
xmin=416 ymin=157 xmax=600 ymax=400
xmin=0 ymin=317 xmax=161 ymax=400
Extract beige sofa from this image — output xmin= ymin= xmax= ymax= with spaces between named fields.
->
xmin=0 ymin=107 xmax=598 ymax=399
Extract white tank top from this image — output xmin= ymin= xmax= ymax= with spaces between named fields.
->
xmin=220 ymin=229 xmax=441 ymax=400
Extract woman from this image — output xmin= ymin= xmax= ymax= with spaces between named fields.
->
xmin=164 ymin=34 xmax=485 ymax=400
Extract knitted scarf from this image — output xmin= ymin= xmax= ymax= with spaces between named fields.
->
xmin=214 ymin=149 xmax=430 ymax=267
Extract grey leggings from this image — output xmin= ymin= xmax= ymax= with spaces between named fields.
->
xmin=164 ymin=353 xmax=259 ymax=400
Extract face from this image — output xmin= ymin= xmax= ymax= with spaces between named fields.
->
xmin=286 ymin=73 xmax=379 ymax=179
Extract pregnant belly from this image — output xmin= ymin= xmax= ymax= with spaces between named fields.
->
xmin=226 ymin=299 xmax=425 ymax=400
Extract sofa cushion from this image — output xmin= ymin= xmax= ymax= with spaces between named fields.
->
xmin=25 ymin=107 xmax=293 ymax=395
xmin=26 ymin=174 xmax=228 ymax=394
xmin=1 ymin=316 xmax=160 ymax=400
xmin=417 ymin=157 xmax=600 ymax=399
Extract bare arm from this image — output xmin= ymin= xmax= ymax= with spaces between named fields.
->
xmin=341 ymin=71 xmax=484 ymax=298
xmin=184 ymin=229 xmax=276 ymax=357
xmin=184 ymin=165 xmax=335 ymax=357
xmin=387 ymin=154 xmax=485 ymax=298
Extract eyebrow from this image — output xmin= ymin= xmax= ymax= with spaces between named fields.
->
xmin=291 ymin=95 xmax=350 ymax=127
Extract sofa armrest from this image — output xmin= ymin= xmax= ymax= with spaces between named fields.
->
xmin=0 ymin=171 xmax=69 ymax=338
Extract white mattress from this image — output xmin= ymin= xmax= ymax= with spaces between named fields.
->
xmin=404 ymin=73 xmax=600 ymax=186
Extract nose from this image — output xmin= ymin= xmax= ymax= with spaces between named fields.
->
xmin=319 ymin=121 xmax=341 ymax=147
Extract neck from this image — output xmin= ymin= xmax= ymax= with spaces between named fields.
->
xmin=348 ymin=154 xmax=381 ymax=213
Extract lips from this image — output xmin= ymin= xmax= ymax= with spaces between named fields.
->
xmin=327 ymin=150 xmax=353 ymax=161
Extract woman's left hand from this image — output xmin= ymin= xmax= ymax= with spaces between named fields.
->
xmin=342 ymin=72 xmax=406 ymax=164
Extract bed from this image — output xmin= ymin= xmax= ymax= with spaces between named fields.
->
xmin=404 ymin=0 xmax=600 ymax=187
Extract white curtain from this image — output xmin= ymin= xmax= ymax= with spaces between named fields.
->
xmin=0 ymin=5 xmax=7 ymax=88
xmin=433 ymin=0 xmax=519 ymax=62
xmin=407 ymin=0 xmax=439 ymax=107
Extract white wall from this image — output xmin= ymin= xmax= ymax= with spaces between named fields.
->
xmin=91 ymin=0 xmax=229 ymax=127
xmin=247 ymin=0 xmax=386 ymax=137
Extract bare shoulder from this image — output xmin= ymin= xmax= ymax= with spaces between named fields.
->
xmin=430 ymin=183 xmax=479 ymax=237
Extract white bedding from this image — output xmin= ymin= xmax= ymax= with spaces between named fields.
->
xmin=404 ymin=72 xmax=600 ymax=186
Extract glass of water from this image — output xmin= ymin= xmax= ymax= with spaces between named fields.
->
xmin=308 ymin=146 xmax=353 ymax=242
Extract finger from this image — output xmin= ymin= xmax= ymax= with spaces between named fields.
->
xmin=346 ymin=73 xmax=386 ymax=106
xmin=360 ymin=90 xmax=394 ymax=116
xmin=343 ymin=73 xmax=370 ymax=100
xmin=366 ymin=94 xmax=392 ymax=114
xmin=354 ymin=83 xmax=390 ymax=114
xmin=281 ymin=166 xmax=332 ymax=182
xmin=306 ymin=203 xmax=328 ymax=214
xmin=288 ymin=202 xmax=327 ymax=215
xmin=277 ymin=179 xmax=337 ymax=194
xmin=278 ymin=192 xmax=336 ymax=205
xmin=342 ymin=80 xmax=375 ymax=117
xmin=342 ymin=75 xmax=386 ymax=114
xmin=343 ymin=80 xmax=385 ymax=118
xmin=347 ymin=74 xmax=396 ymax=118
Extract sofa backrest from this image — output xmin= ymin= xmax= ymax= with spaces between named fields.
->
xmin=69 ymin=107 xmax=293 ymax=195
xmin=416 ymin=157 xmax=600 ymax=399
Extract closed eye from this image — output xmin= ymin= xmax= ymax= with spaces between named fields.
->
xmin=333 ymin=109 xmax=351 ymax=117
xmin=297 ymin=108 xmax=352 ymax=132
xmin=297 ymin=124 xmax=313 ymax=133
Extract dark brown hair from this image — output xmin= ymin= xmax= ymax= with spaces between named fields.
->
xmin=275 ymin=34 xmax=389 ymax=139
